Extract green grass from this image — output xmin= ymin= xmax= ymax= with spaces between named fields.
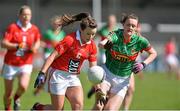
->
xmin=0 ymin=71 xmax=180 ymax=110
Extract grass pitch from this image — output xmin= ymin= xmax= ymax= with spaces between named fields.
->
xmin=0 ymin=71 xmax=180 ymax=110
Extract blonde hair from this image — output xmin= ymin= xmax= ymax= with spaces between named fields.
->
xmin=50 ymin=15 xmax=61 ymax=24
xmin=18 ymin=5 xmax=31 ymax=15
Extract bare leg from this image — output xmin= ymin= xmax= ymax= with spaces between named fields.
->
xmin=4 ymin=79 xmax=14 ymax=110
xmin=104 ymin=93 xmax=124 ymax=111
xmin=32 ymin=94 xmax=65 ymax=110
xmin=13 ymin=73 xmax=31 ymax=110
xmin=176 ymin=69 xmax=180 ymax=80
xmin=15 ymin=73 xmax=31 ymax=99
xmin=50 ymin=94 xmax=65 ymax=110
xmin=123 ymin=74 xmax=135 ymax=110
xmin=66 ymin=86 xmax=84 ymax=110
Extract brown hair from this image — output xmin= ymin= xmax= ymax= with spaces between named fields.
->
xmin=120 ymin=13 xmax=139 ymax=24
xmin=80 ymin=17 xmax=97 ymax=30
xmin=53 ymin=12 xmax=97 ymax=30
xmin=73 ymin=13 xmax=97 ymax=30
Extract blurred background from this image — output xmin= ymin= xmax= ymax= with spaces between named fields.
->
xmin=0 ymin=0 xmax=180 ymax=110
xmin=0 ymin=0 xmax=180 ymax=71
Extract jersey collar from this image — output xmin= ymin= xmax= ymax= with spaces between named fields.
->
xmin=76 ymin=30 xmax=91 ymax=46
xmin=17 ymin=20 xmax=32 ymax=32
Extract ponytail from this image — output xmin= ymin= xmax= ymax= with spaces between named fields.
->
xmin=72 ymin=12 xmax=90 ymax=21
xmin=51 ymin=12 xmax=93 ymax=28
xmin=61 ymin=12 xmax=91 ymax=27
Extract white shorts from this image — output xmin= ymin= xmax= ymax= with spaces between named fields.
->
xmin=165 ymin=54 xmax=179 ymax=66
xmin=44 ymin=52 xmax=51 ymax=59
xmin=100 ymin=65 xmax=130 ymax=98
xmin=99 ymin=52 xmax=106 ymax=65
xmin=44 ymin=67 xmax=82 ymax=95
xmin=1 ymin=64 xmax=33 ymax=80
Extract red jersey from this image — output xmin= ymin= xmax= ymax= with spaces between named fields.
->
xmin=4 ymin=22 xmax=41 ymax=66
xmin=51 ymin=30 xmax=97 ymax=74
xmin=165 ymin=41 xmax=175 ymax=56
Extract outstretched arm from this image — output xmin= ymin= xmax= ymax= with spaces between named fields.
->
xmin=143 ymin=47 xmax=157 ymax=65
xmin=132 ymin=47 xmax=157 ymax=74
xmin=41 ymin=50 xmax=59 ymax=73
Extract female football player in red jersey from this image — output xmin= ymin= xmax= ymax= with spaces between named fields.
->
xmin=1 ymin=5 xmax=41 ymax=111
xmin=33 ymin=15 xmax=66 ymax=96
xmin=31 ymin=13 xmax=98 ymax=110
xmin=164 ymin=37 xmax=180 ymax=80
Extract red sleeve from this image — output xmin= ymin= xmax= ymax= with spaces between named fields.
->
xmin=89 ymin=40 xmax=97 ymax=62
xmin=4 ymin=24 xmax=15 ymax=41
xmin=55 ymin=35 xmax=74 ymax=55
xmin=32 ymin=25 xmax=41 ymax=41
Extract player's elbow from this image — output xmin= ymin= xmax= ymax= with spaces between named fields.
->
xmin=1 ymin=39 xmax=6 ymax=48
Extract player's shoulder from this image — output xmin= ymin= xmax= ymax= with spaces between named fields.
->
xmin=107 ymin=29 xmax=122 ymax=40
xmin=110 ymin=28 xmax=122 ymax=35
xmin=66 ymin=32 xmax=76 ymax=39
xmin=138 ymin=35 xmax=148 ymax=41
xmin=31 ymin=24 xmax=40 ymax=31
xmin=133 ymin=34 xmax=149 ymax=44
xmin=63 ymin=32 xmax=76 ymax=43
xmin=5 ymin=23 xmax=19 ymax=32
xmin=8 ymin=23 xmax=18 ymax=29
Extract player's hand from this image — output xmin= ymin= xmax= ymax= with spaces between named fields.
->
xmin=132 ymin=62 xmax=146 ymax=74
xmin=17 ymin=42 xmax=26 ymax=49
xmin=28 ymin=47 xmax=37 ymax=53
xmin=96 ymin=89 xmax=107 ymax=105
xmin=104 ymin=40 xmax=113 ymax=50
xmin=34 ymin=71 xmax=46 ymax=88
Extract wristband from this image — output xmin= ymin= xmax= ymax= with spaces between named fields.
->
xmin=16 ymin=44 xmax=19 ymax=49
xmin=39 ymin=71 xmax=45 ymax=75
xmin=141 ymin=62 xmax=146 ymax=68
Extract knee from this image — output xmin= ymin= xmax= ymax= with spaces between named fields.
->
xmin=127 ymin=87 xmax=135 ymax=96
xmin=72 ymin=101 xmax=83 ymax=110
xmin=19 ymin=85 xmax=28 ymax=92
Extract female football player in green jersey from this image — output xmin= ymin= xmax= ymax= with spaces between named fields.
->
xmin=93 ymin=13 xmax=157 ymax=110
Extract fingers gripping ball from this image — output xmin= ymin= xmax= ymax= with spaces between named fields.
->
xmin=88 ymin=66 xmax=105 ymax=84
xmin=96 ymin=89 xmax=107 ymax=105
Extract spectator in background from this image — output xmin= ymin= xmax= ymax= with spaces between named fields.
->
xmin=1 ymin=5 xmax=41 ymax=111
xmin=33 ymin=15 xmax=66 ymax=96
xmin=164 ymin=37 xmax=180 ymax=80
xmin=42 ymin=15 xmax=66 ymax=59
xmin=98 ymin=14 xmax=119 ymax=65
xmin=31 ymin=13 xmax=98 ymax=110
xmin=93 ymin=13 xmax=157 ymax=110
